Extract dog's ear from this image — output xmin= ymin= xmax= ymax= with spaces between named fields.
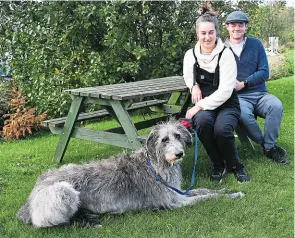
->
xmin=177 ymin=123 xmax=193 ymax=146
xmin=146 ymin=128 xmax=159 ymax=151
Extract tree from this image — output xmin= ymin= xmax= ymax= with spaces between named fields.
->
xmin=1 ymin=0 xmax=291 ymax=119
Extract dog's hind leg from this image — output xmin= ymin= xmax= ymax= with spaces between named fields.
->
xmin=73 ymin=208 xmax=102 ymax=227
xmin=30 ymin=181 xmax=80 ymax=227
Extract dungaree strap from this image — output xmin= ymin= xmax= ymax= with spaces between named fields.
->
xmin=192 ymin=48 xmax=198 ymax=88
xmin=191 ymin=46 xmax=226 ymax=87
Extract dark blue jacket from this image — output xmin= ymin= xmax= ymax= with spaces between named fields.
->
xmin=230 ymin=37 xmax=269 ymax=94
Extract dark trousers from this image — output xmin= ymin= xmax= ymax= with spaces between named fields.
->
xmin=192 ymin=107 xmax=241 ymax=170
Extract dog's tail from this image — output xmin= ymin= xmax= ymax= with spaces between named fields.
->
xmin=18 ymin=181 xmax=80 ymax=227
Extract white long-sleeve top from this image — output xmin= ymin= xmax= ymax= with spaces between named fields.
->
xmin=183 ymin=38 xmax=237 ymax=110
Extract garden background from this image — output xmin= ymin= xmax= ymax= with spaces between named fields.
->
xmin=0 ymin=1 xmax=293 ymax=238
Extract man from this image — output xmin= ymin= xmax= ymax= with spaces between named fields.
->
xmin=225 ymin=10 xmax=289 ymax=165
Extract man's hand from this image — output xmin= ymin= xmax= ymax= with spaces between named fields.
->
xmin=186 ymin=105 xmax=202 ymax=119
xmin=235 ymin=80 xmax=245 ymax=91
xmin=191 ymin=84 xmax=202 ymax=103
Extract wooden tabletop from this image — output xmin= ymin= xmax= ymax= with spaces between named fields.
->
xmin=65 ymin=76 xmax=188 ymax=100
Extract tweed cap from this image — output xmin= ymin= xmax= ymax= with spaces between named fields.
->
xmin=225 ymin=11 xmax=249 ymax=24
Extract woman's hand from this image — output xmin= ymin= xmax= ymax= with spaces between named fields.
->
xmin=235 ymin=80 xmax=245 ymax=91
xmin=186 ymin=105 xmax=202 ymax=119
xmin=191 ymin=84 xmax=202 ymax=103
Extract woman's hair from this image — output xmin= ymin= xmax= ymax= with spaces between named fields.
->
xmin=195 ymin=3 xmax=219 ymax=34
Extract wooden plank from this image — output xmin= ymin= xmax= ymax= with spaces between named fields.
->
xmin=49 ymin=127 xmax=136 ymax=149
xmin=109 ymin=84 xmax=187 ymax=100
xmin=177 ymin=92 xmax=192 ymax=119
xmin=110 ymin=86 xmax=188 ymax=100
xmin=49 ymin=116 xmax=171 ymax=148
xmin=87 ymin=81 xmax=186 ymax=99
xmin=82 ymin=78 xmax=177 ymax=98
xmin=88 ymin=79 xmax=185 ymax=99
xmin=67 ymin=76 xmax=183 ymax=95
xmin=97 ymin=78 xmax=185 ymax=96
xmin=42 ymin=110 xmax=108 ymax=127
xmin=109 ymin=100 xmax=142 ymax=149
xmin=53 ymin=96 xmax=84 ymax=163
xmin=42 ymin=99 xmax=168 ymax=127
xmin=106 ymin=115 xmax=171 ymax=134
xmin=66 ymin=76 xmax=186 ymax=99
xmin=167 ymin=92 xmax=181 ymax=105
xmin=150 ymin=105 xmax=181 ymax=114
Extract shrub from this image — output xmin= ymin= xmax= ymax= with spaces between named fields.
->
xmin=1 ymin=87 xmax=47 ymax=140
xmin=0 ymin=79 xmax=12 ymax=130
xmin=0 ymin=79 xmax=12 ymax=115
xmin=268 ymin=49 xmax=294 ymax=80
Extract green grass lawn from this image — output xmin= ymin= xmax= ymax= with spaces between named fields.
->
xmin=0 ymin=76 xmax=293 ymax=238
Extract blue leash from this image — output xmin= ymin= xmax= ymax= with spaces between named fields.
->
xmin=147 ymin=128 xmax=198 ymax=196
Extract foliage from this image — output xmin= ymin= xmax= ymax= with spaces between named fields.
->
xmin=0 ymin=1 xmax=292 ymax=119
xmin=0 ymin=78 xmax=12 ymax=130
xmin=1 ymin=87 xmax=46 ymax=140
xmin=268 ymin=48 xmax=294 ymax=80
xmin=284 ymin=48 xmax=295 ymax=75
xmin=249 ymin=2 xmax=294 ymax=46
xmin=0 ymin=79 xmax=12 ymax=115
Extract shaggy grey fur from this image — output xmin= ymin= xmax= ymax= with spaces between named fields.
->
xmin=17 ymin=120 xmax=244 ymax=227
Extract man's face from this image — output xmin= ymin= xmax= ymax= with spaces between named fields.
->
xmin=226 ymin=22 xmax=247 ymax=40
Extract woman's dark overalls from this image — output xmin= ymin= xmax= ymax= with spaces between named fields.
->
xmin=191 ymin=47 xmax=243 ymax=170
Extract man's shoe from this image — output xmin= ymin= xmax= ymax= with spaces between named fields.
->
xmin=264 ymin=145 xmax=289 ymax=165
xmin=232 ymin=166 xmax=251 ymax=183
xmin=210 ymin=167 xmax=227 ymax=183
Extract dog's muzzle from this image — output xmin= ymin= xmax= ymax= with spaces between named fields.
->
xmin=165 ymin=151 xmax=185 ymax=166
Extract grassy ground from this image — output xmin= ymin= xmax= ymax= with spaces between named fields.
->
xmin=0 ymin=76 xmax=293 ymax=238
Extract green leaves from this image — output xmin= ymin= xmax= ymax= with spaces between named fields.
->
xmin=0 ymin=1 xmax=291 ymax=119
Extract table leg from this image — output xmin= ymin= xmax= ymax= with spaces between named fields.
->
xmin=150 ymin=91 xmax=190 ymax=118
xmin=177 ymin=92 xmax=191 ymax=119
xmin=109 ymin=100 xmax=142 ymax=149
xmin=167 ymin=92 xmax=181 ymax=105
xmin=53 ymin=96 xmax=84 ymax=163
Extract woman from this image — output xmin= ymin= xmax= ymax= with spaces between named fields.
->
xmin=183 ymin=8 xmax=250 ymax=183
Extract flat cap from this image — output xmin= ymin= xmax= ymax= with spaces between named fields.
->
xmin=225 ymin=11 xmax=249 ymax=24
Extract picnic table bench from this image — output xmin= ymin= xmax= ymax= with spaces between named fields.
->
xmin=43 ymin=76 xmax=253 ymax=163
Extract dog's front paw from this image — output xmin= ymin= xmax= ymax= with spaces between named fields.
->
xmin=187 ymin=188 xmax=212 ymax=196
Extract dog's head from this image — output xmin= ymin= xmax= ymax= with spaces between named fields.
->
xmin=146 ymin=119 xmax=193 ymax=166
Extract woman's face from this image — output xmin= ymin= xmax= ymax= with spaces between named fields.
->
xmin=197 ymin=22 xmax=217 ymax=52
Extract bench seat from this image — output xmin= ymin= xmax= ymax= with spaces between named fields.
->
xmin=42 ymin=99 xmax=168 ymax=128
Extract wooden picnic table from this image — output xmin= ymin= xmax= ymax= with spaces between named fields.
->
xmin=44 ymin=76 xmax=191 ymax=163
xmin=43 ymin=75 xmax=254 ymax=163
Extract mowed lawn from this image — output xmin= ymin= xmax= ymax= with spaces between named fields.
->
xmin=0 ymin=76 xmax=293 ymax=238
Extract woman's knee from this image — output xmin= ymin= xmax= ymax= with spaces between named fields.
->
xmin=214 ymin=124 xmax=234 ymax=138
xmin=193 ymin=112 xmax=214 ymax=129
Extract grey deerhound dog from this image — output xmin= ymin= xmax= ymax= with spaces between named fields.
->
xmin=17 ymin=120 xmax=244 ymax=227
